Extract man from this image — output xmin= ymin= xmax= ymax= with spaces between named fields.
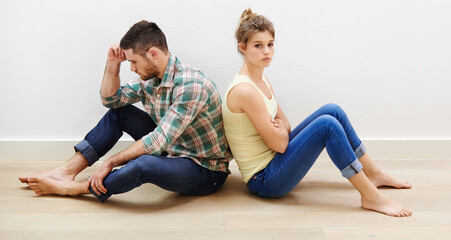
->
xmin=19 ymin=20 xmax=232 ymax=202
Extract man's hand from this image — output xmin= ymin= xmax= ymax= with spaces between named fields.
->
xmin=87 ymin=160 xmax=114 ymax=195
xmin=108 ymin=42 xmax=126 ymax=64
xmin=101 ymin=43 xmax=126 ymax=97
xmin=86 ymin=140 xmax=147 ymax=195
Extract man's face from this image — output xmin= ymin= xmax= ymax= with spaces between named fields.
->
xmin=124 ymin=49 xmax=159 ymax=80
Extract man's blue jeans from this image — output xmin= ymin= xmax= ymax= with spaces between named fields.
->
xmin=74 ymin=105 xmax=228 ymax=202
xmin=246 ymin=103 xmax=365 ymax=198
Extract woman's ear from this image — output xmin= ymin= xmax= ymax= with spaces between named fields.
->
xmin=238 ymin=42 xmax=246 ymax=53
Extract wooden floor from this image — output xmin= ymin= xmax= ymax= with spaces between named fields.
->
xmin=1 ymin=159 xmax=450 ymax=240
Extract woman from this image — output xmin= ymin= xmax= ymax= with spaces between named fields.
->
xmin=222 ymin=9 xmax=412 ymax=217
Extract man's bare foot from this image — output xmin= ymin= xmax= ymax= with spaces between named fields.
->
xmin=366 ymin=170 xmax=412 ymax=189
xmin=27 ymin=176 xmax=89 ymax=196
xmin=19 ymin=167 xmax=75 ymax=184
xmin=361 ymin=192 xmax=412 ymax=217
xmin=19 ymin=152 xmax=89 ymax=184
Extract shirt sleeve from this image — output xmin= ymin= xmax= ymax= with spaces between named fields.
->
xmin=141 ymin=80 xmax=208 ymax=155
xmin=101 ymin=78 xmax=142 ymax=109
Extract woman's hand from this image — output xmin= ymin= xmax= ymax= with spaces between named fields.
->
xmin=227 ymin=82 xmax=289 ymax=153
xmin=271 ymin=118 xmax=288 ymax=130
xmin=270 ymin=118 xmax=279 ymax=128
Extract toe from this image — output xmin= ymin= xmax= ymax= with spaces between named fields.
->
xmin=19 ymin=177 xmax=28 ymax=183
xmin=400 ymin=208 xmax=411 ymax=217
xmin=28 ymin=176 xmax=39 ymax=183
xmin=405 ymin=209 xmax=413 ymax=216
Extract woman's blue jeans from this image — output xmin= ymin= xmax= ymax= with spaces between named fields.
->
xmin=246 ymin=103 xmax=366 ymax=198
xmin=74 ymin=105 xmax=228 ymax=202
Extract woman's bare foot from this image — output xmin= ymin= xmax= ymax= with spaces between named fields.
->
xmin=366 ymin=170 xmax=412 ymax=189
xmin=349 ymin=171 xmax=412 ymax=217
xmin=358 ymin=153 xmax=411 ymax=189
xmin=19 ymin=167 xmax=75 ymax=183
xmin=27 ymin=176 xmax=89 ymax=196
xmin=361 ymin=192 xmax=412 ymax=217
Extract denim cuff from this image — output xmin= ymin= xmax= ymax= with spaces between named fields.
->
xmin=89 ymin=186 xmax=110 ymax=203
xmin=341 ymin=159 xmax=363 ymax=179
xmin=74 ymin=140 xmax=99 ymax=166
xmin=354 ymin=143 xmax=366 ymax=159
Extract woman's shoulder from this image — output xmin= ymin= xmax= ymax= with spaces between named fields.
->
xmin=228 ymin=84 xmax=264 ymax=112
xmin=229 ymin=74 xmax=252 ymax=86
xmin=228 ymin=80 xmax=259 ymax=98
xmin=226 ymin=74 xmax=254 ymax=94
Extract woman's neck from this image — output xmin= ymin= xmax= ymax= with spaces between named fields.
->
xmin=239 ymin=62 xmax=264 ymax=83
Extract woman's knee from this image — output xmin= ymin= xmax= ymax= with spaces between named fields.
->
xmin=316 ymin=114 xmax=340 ymax=125
xmin=321 ymin=103 xmax=345 ymax=116
xmin=314 ymin=115 xmax=344 ymax=136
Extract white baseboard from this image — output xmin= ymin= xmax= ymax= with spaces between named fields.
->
xmin=318 ymin=139 xmax=451 ymax=160
xmin=0 ymin=139 xmax=450 ymax=161
xmin=0 ymin=140 xmax=134 ymax=161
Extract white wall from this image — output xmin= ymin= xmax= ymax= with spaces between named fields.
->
xmin=1 ymin=0 xmax=450 ymax=142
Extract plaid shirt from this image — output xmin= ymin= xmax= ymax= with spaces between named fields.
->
xmin=101 ymin=54 xmax=232 ymax=173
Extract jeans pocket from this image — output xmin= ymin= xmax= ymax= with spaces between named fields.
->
xmin=246 ymin=174 xmax=263 ymax=195
xmin=185 ymin=170 xmax=227 ymax=196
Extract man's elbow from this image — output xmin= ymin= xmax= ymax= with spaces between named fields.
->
xmin=101 ymin=89 xmax=116 ymax=98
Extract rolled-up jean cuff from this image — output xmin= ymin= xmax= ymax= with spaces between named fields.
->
xmin=74 ymin=140 xmax=99 ymax=166
xmin=341 ymin=159 xmax=363 ymax=179
xmin=89 ymin=187 xmax=110 ymax=203
xmin=354 ymin=143 xmax=366 ymax=159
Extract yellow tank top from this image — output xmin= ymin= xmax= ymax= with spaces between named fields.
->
xmin=222 ymin=74 xmax=278 ymax=183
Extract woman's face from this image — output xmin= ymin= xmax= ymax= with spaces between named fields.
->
xmin=240 ymin=30 xmax=275 ymax=68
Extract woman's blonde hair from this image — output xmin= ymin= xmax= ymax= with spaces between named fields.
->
xmin=235 ymin=8 xmax=275 ymax=54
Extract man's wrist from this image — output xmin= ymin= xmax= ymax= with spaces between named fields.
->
xmin=104 ymin=157 xmax=118 ymax=168
xmin=106 ymin=60 xmax=121 ymax=71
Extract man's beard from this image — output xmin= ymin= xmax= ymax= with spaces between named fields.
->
xmin=139 ymin=58 xmax=159 ymax=81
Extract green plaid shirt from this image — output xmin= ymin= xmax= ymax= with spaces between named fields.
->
xmin=101 ymin=54 xmax=232 ymax=173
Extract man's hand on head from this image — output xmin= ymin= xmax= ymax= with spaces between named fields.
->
xmin=108 ymin=42 xmax=127 ymax=64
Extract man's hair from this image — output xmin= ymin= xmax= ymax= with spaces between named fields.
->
xmin=120 ymin=20 xmax=169 ymax=55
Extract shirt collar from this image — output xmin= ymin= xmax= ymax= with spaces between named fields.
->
xmin=159 ymin=53 xmax=177 ymax=87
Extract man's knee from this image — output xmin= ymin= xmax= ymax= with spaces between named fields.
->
xmin=118 ymin=156 xmax=158 ymax=184
xmin=128 ymin=155 xmax=159 ymax=173
xmin=108 ymin=105 xmax=136 ymax=116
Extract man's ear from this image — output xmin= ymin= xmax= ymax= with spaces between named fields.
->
xmin=147 ymin=47 xmax=158 ymax=59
